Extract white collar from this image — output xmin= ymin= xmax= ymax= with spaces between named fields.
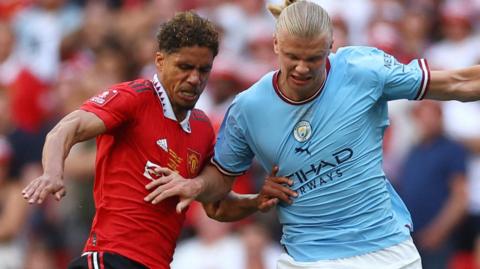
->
xmin=152 ymin=74 xmax=192 ymax=133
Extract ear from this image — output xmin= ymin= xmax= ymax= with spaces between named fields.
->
xmin=273 ymin=34 xmax=280 ymax=54
xmin=155 ymin=51 xmax=165 ymax=72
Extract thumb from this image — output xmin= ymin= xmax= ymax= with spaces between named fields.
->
xmin=269 ymin=165 xmax=279 ymax=177
xmin=259 ymin=198 xmax=279 ymax=212
xmin=54 ymin=188 xmax=66 ymax=201
xmin=176 ymin=198 xmax=193 ymax=214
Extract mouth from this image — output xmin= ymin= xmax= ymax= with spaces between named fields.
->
xmin=290 ymin=74 xmax=312 ymax=85
xmin=178 ymin=90 xmax=198 ymax=102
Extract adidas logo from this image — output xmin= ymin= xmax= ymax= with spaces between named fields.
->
xmin=156 ymin=139 xmax=168 ymax=152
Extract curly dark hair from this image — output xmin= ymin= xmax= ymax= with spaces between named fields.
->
xmin=156 ymin=11 xmax=219 ymax=57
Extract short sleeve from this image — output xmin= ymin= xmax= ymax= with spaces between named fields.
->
xmin=380 ymin=52 xmax=430 ymax=101
xmin=212 ymin=98 xmax=254 ymax=176
xmin=80 ymin=87 xmax=138 ymax=131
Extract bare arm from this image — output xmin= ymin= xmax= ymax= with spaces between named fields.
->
xmin=195 ymin=164 xmax=236 ymax=203
xmin=202 ymin=166 xmax=297 ymax=222
xmin=145 ymin=164 xmax=297 ymax=219
xmin=144 ymin=164 xmax=235 ymax=213
xmin=0 ymin=182 xmax=28 ymax=241
xmin=426 ymin=66 xmax=480 ymax=102
xmin=22 ymin=110 xmax=106 ymax=204
xmin=202 ymin=192 xmax=260 ymax=222
xmin=417 ymin=174 xmax=468 ymax=250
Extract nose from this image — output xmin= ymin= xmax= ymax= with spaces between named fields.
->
xmin=187 ymin=70 xmax=201 ymax=86
xmin=295 ymin=61 xmax=309 ymax=75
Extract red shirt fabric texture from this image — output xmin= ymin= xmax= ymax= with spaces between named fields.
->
xmin=80 ymin=78 xmax=215 ymax=269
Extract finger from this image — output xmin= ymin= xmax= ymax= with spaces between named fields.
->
xmin=54 ymin=188 xmax=66 ymax=201
xmin=264 ymin=182 xmax=298 ymax=198
xmin=268 ymin=176 xmax=295 ymax=187
xmin=37 ymin=185 xmax=55 ymax=204
xmin=258 ymin=198 xmax=279 ymax=212
xmin=269 ymin=165 xmax=279 ymax=177
xmin=262 ymin=187 xmax=293 ymax=204
xmin=144 ymin=181 xmax=172 ymax=202
xmin=152 ymin=187 xmax=178 ymax=205
xmin=153 ymin=167 xmax=173 ymax=176
xmin=176 ymin=198 xmax=193 ymax=214
xmin=145 ymin=176 xmax=173 ymax=190
xmin=144 ymin=181 xmax=178 ymax=203
xmin=28 ymin=181 xmax=47 ymax=204
xmin=22 ymin=180 xmax=40 ymax=199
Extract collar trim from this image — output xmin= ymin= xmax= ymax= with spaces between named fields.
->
xmin=152 ymin=74 xmax=192 ymax=133
xmin=273 ymin=58 xmax=331 ymax=105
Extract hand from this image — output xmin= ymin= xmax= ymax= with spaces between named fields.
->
xmin=257 ymin=165 xmax=297 ymax=212
xmin=21 ymin=174 xmax=66 ymax=204
xmin=144 ymin=167 xmax=203 ymax=213
xmin=416 ymin=226 xmax=446 ymax=251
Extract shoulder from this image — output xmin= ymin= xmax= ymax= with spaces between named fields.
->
xmin=86 ymin=78 xmax=155 ymax=107
xmin=111 ymin=79 xmax=155 ymax=96
xmin=232 ymin=71 xmax=276 ymax=107
xmin=191 ymin=109 xmax=215 ymax=134
xmin=442 ymin=137 xmax=468 ymax=155
xmin=332 ymin=46 xmax=386 ymax=67
xmin=331 ymin=46 xmax=389 ymax=81
xmin=99 ymin=79 xmax=155 ymax=103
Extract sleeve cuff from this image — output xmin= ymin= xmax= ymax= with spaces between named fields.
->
xmin=210 ymin=157 xmax=246 ymax=177
xmin=414 ymin=59 xmax=431 ymax=100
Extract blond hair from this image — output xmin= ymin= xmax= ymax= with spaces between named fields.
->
xmin=267 ymin=0 xmax=332 ymax=39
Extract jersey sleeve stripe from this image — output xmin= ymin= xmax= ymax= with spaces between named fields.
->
xmin=414 ymin=59 xmax=430 ymax=100
xmin=211 ymin=158 xmax=245 ymax=176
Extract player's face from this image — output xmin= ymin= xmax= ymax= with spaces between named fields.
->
xmin=274 ymin=30 xmax=332 ymax=99
xmin=155 ymin=46 xmax=214 ymax=115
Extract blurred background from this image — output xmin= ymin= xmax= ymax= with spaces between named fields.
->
xmin=0 ymin=0 xmax=479 ymax=268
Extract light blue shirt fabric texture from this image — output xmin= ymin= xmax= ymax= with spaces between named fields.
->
xmin=213 ymin=46 xmax=430 ymax=261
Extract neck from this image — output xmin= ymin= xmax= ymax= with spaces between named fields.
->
xmin=172 ymin=106 xmax=188 ymax=122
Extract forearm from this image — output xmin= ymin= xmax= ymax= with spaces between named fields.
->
xmin=427 ymin=197 xmax=467 ymax=239
xmin=429 ymin=66 xmax=480 ymax=102
xmin=42 ymin=122 xmax=77 ymax=178
xmin=195 ymin=164 xmax=235 ymax=203
xmin=43 ymin=110 xmax=104 ymax=178
xmin=0 ymin=183 xmax=28 ymax=241
xmin=204 ymin=192 xmax=259 ymax=222
xmin=427 ymin=178 xmax=468 ymax=238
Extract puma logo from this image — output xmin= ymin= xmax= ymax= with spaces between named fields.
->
xmin=295 ymin=146 xmax=311 ymax=155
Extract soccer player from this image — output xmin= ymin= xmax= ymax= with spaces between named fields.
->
xmin=22 ymin=11 xmax=224 ymax=269
xmin=145 ymin=1 xmax=480 ymax=268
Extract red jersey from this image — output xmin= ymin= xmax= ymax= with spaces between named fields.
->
xmin=80 ymin=77 xmax=215 ymax=269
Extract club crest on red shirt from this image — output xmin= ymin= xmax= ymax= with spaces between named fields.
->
xmin=187 ymin=149 xmax=201 ymax=177
xmin=89 ymin=89 xmax=119 ymax=106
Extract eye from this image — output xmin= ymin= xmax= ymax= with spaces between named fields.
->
xmin=179 ymin=64 xmax=194 ymax=70
xmin=307 ymin=56 xmax=322 ymax=63
xmin=199 ymin=66 xmax=212 ymax=74
xmin=286 ymin=53 xmax=299 ymax=61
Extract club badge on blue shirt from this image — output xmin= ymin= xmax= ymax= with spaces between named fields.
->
xmin=293 ymin=120 xmax=312 ymax=143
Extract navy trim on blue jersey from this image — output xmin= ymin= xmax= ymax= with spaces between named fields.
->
xmin=273 ymin=59 xmax=331 ymax=105
xmin=210 ymin=158 xmax=245 ymax=177
xmin=414 ymin=59 xmax=430 ymax=100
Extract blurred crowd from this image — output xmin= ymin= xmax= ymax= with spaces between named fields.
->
xmin=0 ymin=0 xmax=480 ymax=268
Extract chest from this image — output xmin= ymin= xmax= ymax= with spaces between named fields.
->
xmin=119 ymin=106 xmax=210 ymax=179
xmin=246 ymin=86 xmax=385 ymax=173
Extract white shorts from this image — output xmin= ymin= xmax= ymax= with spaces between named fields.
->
xmin=277 ymin=237 xmax=422 ymax=269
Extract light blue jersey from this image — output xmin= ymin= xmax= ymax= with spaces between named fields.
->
xmin=212 ymin=46 xmax=430 ymax=262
